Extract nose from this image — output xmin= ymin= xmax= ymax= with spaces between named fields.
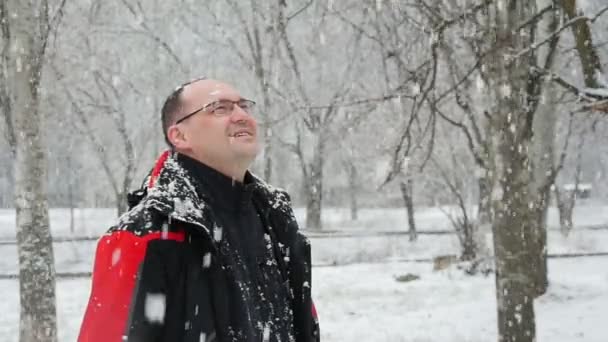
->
xmin=230 ymin=104 xmax=254 ymax=124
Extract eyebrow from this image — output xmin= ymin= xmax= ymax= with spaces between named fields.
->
xmin=194 ymin=96 xmax=246 ymax=106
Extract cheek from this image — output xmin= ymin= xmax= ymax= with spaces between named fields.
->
xmin=184 ymin=127 xmax=208 ymax=149
xmin=248 ymin=117 xmax=258 ymax=133
xmin=203 ymin=125 xmax=229 ymax=148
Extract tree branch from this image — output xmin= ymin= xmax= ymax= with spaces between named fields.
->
xmin=0 ymin=0 xmax=15 ymax=154
xmin=561 ymin=0 xmax=607 ymax=88
xmin=118 ymin=0 xmax=187 ymax=74
xmin=513 ymin=6 xmax=607 ymax=61
xmin=287 ymin=0 xmax=313 ymax=22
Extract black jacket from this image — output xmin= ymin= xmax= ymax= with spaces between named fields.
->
xmin=78 ymin=151 xmax=320 ymax=342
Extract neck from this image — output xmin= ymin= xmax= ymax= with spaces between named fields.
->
xmin=178 ymin=150 xmax=249 ymax=182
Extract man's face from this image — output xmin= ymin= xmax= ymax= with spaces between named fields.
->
xmin=169 ymin=79 xmax=260 ymax=169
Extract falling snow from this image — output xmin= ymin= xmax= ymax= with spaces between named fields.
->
xmin=144 ymin=293 xmax=166 ymax=324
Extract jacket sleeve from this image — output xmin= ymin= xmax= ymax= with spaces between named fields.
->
xmin=78 ymin=230 xmax=184 ymax=342
xmin=274 ymin=191 xmax=320 ymax=342
xmin=311 ymin=300 xmax=320 ymax=342
xmin=290 ymin=231 xmax=321 ymax=342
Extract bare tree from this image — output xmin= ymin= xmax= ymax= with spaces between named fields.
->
xmin=432 ymin=153 xmax=478 ymax=261
xmin=415 ymin=0 xmax=592 ymax=300
xmin=345 ymin=160 xmax=359 ymax=220
xmin=329 ymin=101 xmax=381 ymax=223
xmin=488 ymin=2 xmax=541 ymax=340
xmin=547 ymin=0 xmax=608 ymax=112
xmin=0 ymin=1 xmax=15 ymax=154
xmin=337 ymin=1 xmax=442 ymax=239
xmin=4 ymin=0 xmax=66 ymax=340
xmin=0 ymin=0 xmax=15 ymax=209
xmin=201 ymin=0 xmax=284 ymax=182
xmin=525 ymin=0 xmax=562 ymax=299
xmin=337 ymin=129 xmax=363 ymax=221
xmin=51 ymin=58 xmax=140 ymax=216
xmin=272 ymin=1 xmax=363 ymax=230
xmin=555 ymin=128 xmax=585 ymax=237
xmin=562 ymin=0 xmax=606 ymax=90
xmin=47 ymin=0 xmax=187 ymax=215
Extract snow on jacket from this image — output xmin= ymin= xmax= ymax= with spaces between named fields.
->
xmin=78 ymin=151 xmax=320 ymax=342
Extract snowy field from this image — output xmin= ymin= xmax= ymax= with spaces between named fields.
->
xmin=0 ymin=257 xmax=606 ymax=341
xmin=0 ymin=204 xmax=606 ymax=341
xmin=0 ymin=228 xmax=606 ymax=275
xmin=1 ymin=200 xmax=607 ymax=238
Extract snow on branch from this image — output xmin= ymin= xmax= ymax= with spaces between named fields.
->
xmin=547 ymin=71 xmax=608 ymax=113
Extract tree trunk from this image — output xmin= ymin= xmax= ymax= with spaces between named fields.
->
xmin=400 ymin=179 xmax=417 ymax=242
xmin=67 ymin=155 xmax=75 ymax=234
xmin=116 ymin=191 xmax=128 ymax=217
xmin=556 ymin=135 xmax=584 ymax=237
xmin=256 ymin=67 xmax=273 ymax=183
xmin=0 ymin=153 xmax=15 ymax=207
xmin=559 ymin=206 xmax=574 ymax=236
xmin=476 ymin=173 xmax=492 ymax=255
xmin=305 ymin=183 xmax=322 ymax=230
xmin=460 ymin=218 xmax=477 ymax=261
xmin=248 ymin=1 xmax=275 ymax=182
xmin=555 ymin=188 xmax=575 ymax=237
xmin=345 ymin=162 xmax=358 ymax=221
xmin=561 ymin=0 xmax=604 ymax=89
xmin=305 ymin=133 xmax=324 ymax=231
xmin=0 ymin=0 xmax=16 ymax=154
xmin=530 ymin=199 xmax=549 ymax=297
xmin=477 ymin=175 xmax=492 ymax=226
xmin=264 ymin=132 xmax=273 ymax=182
xmin=8 ymin=0 xmax=58 ymax=340
xmin=524 ymin=0 xmax=561 ymax=299
xmin=257 ymin=70 xmax=274 ymax=183
xmin=528 ymin=84 xmax=555 ymax=297
xmin=489 ymin=2 xmax=538 ymax=341
xmin=491 ymin=120 xmax=537 ymax=342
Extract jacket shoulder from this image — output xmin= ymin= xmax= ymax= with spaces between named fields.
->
xmin=106 ymin=199 xmax=166 ymax=237
xmin=252 ymin=176 xmax=292 ymax=208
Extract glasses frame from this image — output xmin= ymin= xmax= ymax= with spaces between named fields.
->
xmin=174 ymin=98 xmax=256 ymax=125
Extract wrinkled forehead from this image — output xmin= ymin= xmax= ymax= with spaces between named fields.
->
xmin=181 ymin=79 xmax=241 ymax=108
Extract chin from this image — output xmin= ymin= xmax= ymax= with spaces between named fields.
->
xmin=240 ymin=149 xmax=260 ymax=160
xmin=231 ymin=144 xmax=258 ymax=158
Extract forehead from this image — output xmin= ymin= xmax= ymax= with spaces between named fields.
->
xmin=181 ymin=79 xmax=241 ymax=105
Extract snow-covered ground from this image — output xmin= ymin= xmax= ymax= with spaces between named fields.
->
xmin=0 ymin=204 xmax=606 ymax=341
xmin=0 ymin=257 xmax=606 ymax=341
xmin=0 ymin=221 xmax=605 ymax=274
xmin=315 ymin=256 xmax=608 ymax=342
xmin=1 ymin=200 xmax=607 ymax=238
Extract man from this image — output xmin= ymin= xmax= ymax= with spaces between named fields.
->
xmin=78 ymin=78 xmax=319 ymax=342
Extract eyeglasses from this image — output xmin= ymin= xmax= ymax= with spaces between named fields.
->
xmin=175 ymin=99 xmax=256 ymax=124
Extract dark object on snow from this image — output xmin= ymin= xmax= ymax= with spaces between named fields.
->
xmin=458 ymin=257 xmax=494 ymax=277
xmin=395 ymin=273 xmax=420 ymax=282
xmin=433 ymin=254 xmax=459 ymax=271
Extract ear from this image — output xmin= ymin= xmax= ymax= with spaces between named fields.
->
xmin=167 ymin=125 xmax=190 ymax=149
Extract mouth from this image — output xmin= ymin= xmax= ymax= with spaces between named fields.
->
xmin=230 ymin=131 xmax=253 ymax=138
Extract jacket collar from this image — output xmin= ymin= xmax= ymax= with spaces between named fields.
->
xmin=176 ymin=153 xmax=256 ymax=213
xmin=144 ymin=151 xmax=210 ymax=232
xmin=140 ymin=151 xmax=293 ymax=240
